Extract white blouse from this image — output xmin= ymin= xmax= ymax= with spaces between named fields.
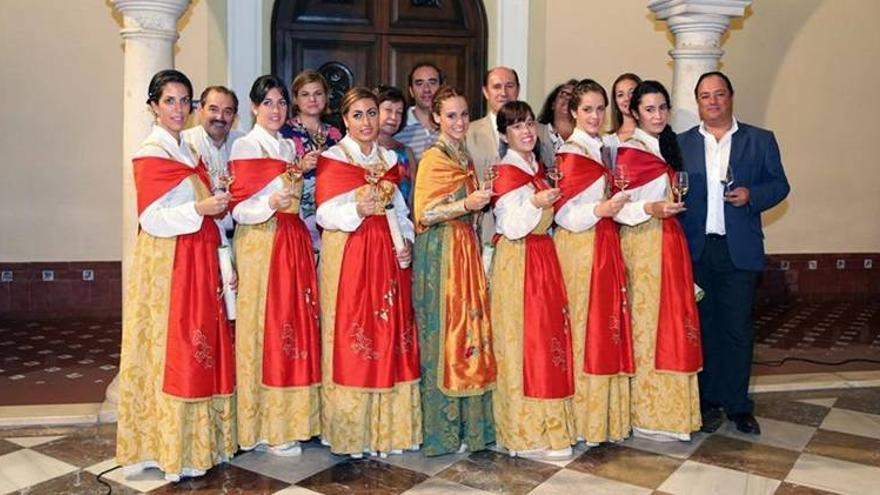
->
xmin=614 ymin=127 xmax=669 ymax=227
xmin=230 ymin=124 xmax=296 ymax=225
xmin=555 ymin=128 xmax=606 ymax=233
xmin=493 ymin=149 xmax=545 ymax=241
xmin=135 ymin=126 xmax=204 ymax=238
xmin=314 ymin=135 xmax=414 ymax=241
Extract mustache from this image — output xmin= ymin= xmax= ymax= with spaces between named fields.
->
xmin=209 ymin=119 xmax=229 ymax=126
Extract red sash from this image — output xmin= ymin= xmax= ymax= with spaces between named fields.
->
xmin=315 ymin=155 xmax=420 ymax=389
xmin=615 ymin=147 xmax=702 ymax=373
xmin=493 ymin=163 xmax=574 ymax=399
xmin=555 ymin=153 xmax=635 ymax=375
xmin=133 ymin=156 xmax=235 ymax=398
xmin=315 ymin=155 xmax=403 ymax=207
xmin=228 ymin=158 xmax=286 ymax=210
xmin=229 ymin=158 xmax=322 ymax=387
xmin=491 ymin=162 xmax=549 ymax=205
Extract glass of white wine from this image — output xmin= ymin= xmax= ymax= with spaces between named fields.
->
xmin=673 ymin=171 xmax=689 ymax=203
xmin=720 ymin=165 xmax=735 ymax=195
xmin=613 ymin=163 xmax=629 ymax=192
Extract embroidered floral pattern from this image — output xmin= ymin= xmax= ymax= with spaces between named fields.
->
xmin=281 ymin=322 xmax=308 ymax=360
xmin=192 ymin=329 xmax=214 ymax=368
xmin=304 ymin=287 xmax=319 ymax=322
xmin=550 ymin=337 xmax=568 ymax=371
xmin=609 ymin=314 xmax=622 ymax=345
xmin=397 ymin=323 xmax=415 ymax=354
xmin=685 ymin=317 xmax=700 ymax=346
xmin=374 ymin=279 xmax=399 ymax=322
xmin=562 ymin=305 xmax=572 ymax=335
xmin=350 ymin=323 xmax=380 ymax=360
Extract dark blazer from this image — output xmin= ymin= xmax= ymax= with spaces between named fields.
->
xmin=678 ymin=122 xmax=790 ymax=271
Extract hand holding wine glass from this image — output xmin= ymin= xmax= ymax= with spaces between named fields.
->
xmin=720 ymin=165 xmax=735 ymax=194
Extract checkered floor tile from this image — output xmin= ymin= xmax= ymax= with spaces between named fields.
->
xmin=0 ymin=387 xmax=878 ymax=494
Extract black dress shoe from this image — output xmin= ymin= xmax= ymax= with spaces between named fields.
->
xmin=729 ymin=413 xmax=761 ymax=435
xmin=700 ymin=407 xmax=724 ymax=433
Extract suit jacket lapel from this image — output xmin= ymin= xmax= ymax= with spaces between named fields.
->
xmin=730 ymin=124 xmax=748 ymax=169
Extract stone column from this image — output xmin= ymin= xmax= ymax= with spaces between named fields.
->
xmin=648 ymin=0 xmax=752 ymax=131
xmin=103 ymin=0 xmax=191 ymax=420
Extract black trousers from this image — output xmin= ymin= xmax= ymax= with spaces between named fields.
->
xmin=693 ymin=235 xmax=759 ymax=415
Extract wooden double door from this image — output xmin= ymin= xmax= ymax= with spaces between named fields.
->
xmin=271 ymin=0 xmax=488 ymax=118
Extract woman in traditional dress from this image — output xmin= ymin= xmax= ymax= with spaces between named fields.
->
xmin=280 ymin=70 xmax=343 ymax=252
xmin=116 ymin=69 xmax=236 ymax=482
xmin=376 ymin=85 xmax=418 ymax=207
xmin=614 ymin=80 xmax=702 ymax=441
xmin=554 ymin=79 xmax=635 ymax=447
xmin=412 ymin=86 xmax=495 ymax=456
xmin=228 ymin=75 xmax=321 ymax=456
xmin=537 ymin=79 xmax=577 ymax=152
xmin=490 ymin=100 xmax=576 ymax=459
xmin=315 ymin=87 xmax=422 ymax=458
xmin=603 ymin=73 xmax=642 ymax=166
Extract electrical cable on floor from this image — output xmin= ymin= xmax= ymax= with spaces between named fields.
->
xmin=752 ymin=357 xmax=880 ymax=367
xmin=95 ymin=464 xmax=121 ymax=495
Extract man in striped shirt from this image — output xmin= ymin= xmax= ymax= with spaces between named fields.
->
xmin=396 ymin=62 xmax=443 ymax=161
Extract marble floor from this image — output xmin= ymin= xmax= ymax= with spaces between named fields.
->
xmin=1 ymin=387 xmax=879 ymax=494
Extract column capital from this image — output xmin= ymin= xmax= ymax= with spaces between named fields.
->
xmin=648 ymin=0 xmax=751 ymax=20
xmin=111 ymin=0 xmax=191 ymax=40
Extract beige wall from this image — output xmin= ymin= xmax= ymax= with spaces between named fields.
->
xmin=0 ymin=0 xmax=226 ymax=262
xmin=530 ymin=0 xmax=880 ymax=254
xmin=1 ymin=0 xmax=876 ymax=261
xmin=0 ymin=1 xmax=123 ymax=262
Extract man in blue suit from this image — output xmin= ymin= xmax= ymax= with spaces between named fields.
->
xmin=678 ymin=72 xmax=790 ymax=435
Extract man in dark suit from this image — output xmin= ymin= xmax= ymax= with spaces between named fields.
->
xmin=678 ymin=71 xmax=790 ymax=435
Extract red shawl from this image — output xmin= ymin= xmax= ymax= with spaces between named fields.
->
xmin=229 ymin=158 xmax=321 ymax=387
xmin=315 ymin=155 xmax=420 ymax=389
xmin=493 ymin=162 xmax=574 ymax=399
xmin=555 ymin=152 xmax=635 ymax=375
xmin=615 ymin=147 xmax=702 ymax=373
xmin=133 ymin=156 xmax=235 ymax=398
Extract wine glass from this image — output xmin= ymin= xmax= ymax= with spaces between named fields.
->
xmin=613 ymin=163 xmax=629 ymax=192
xmin=720 ymin=165 xmax=735 ymax=194
xmin=312 ymin=127 xmax=327 ymax=152
xmin=673 ymin=171 xmax=689 ymax=203
xmin=546 ymin=168 xmax=563 ymax=188
xmin=216 ymin=173 xmax=234 ymax=193
xmin=365 ymin=163 xmax=385 ymax=201
xmin=481 ymin=164 xmax=498 ymax=192
xmin=286 ymin=161 xmax=303 ymax=182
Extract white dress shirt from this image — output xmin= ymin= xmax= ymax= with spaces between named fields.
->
xmin=699 ymin=118 xmax=739 ymax=235
xmin=182 ymin=125 xmax=243 ymax=232
xmin=135 ymin=126 xmax=205 ymax=238
xmin=494 ymin=149 xmax=544 ymax=240
xmin=230 ymin=124 xmax=297 ymax=226
xmin=555 ymin=128 xmax=605 ymax=232
xmin=315 ymin=135 xmax=414 ymax=241
xmin=614 ymin=127 xmax=669 ymax=227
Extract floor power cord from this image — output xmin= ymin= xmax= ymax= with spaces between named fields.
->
xmin=95 ymin=464 xmax=121 ymax=495
xmin=752 ymin=357 xmax=880 ymax=367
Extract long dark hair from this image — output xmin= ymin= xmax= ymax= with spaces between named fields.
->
xmin=629 ymin=80 xmax=683 ymax=171
xmin=537 ymin=79 xmax=577 ymax=125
